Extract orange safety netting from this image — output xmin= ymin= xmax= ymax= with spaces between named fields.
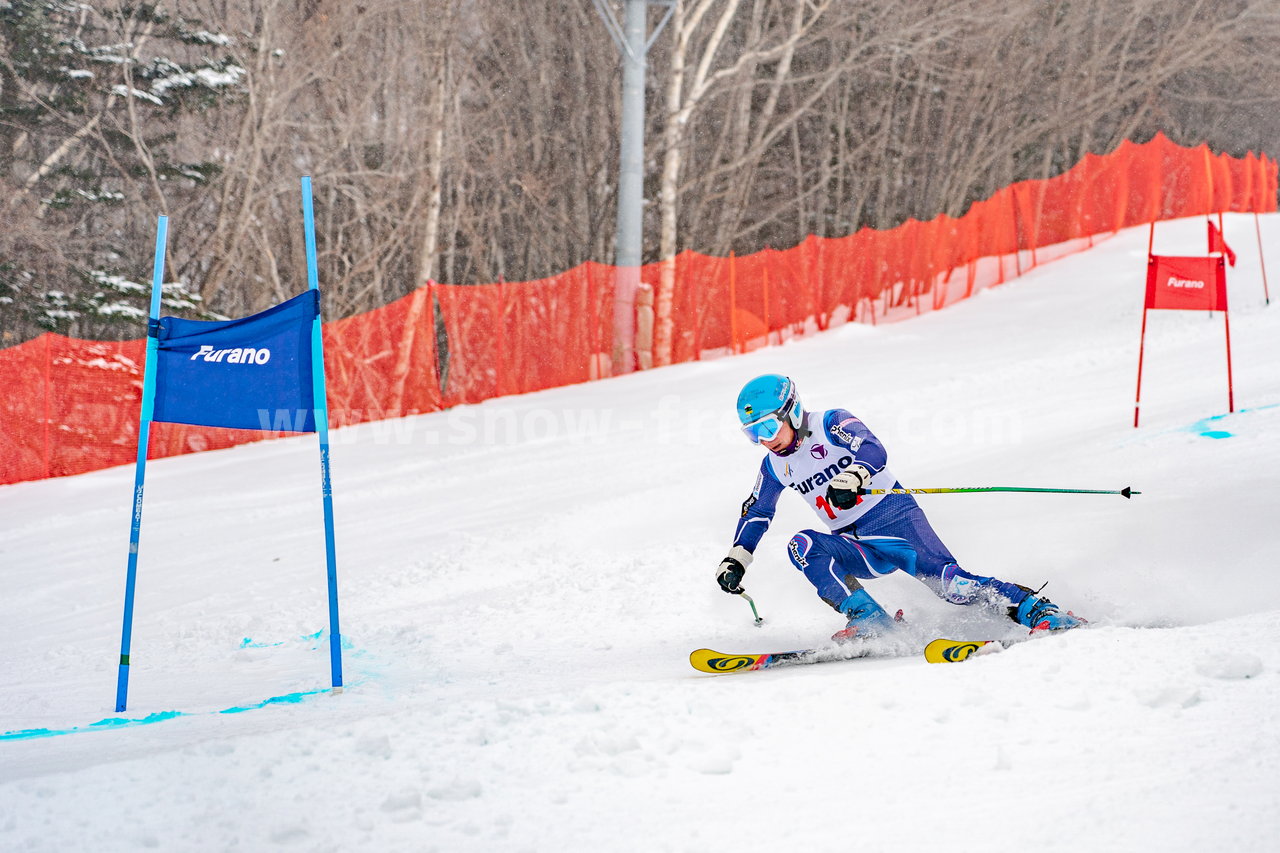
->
xmin=1 ymin=133 xmax=1275 ymax=486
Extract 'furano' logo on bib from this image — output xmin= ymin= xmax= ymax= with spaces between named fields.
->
xmin=1168 ymin=277 xmax=1205 ymax=289
xmin=788 ymin=455 xmax=855 ymax=495
xmin=190 ymin=345 xmax=272 ymax=365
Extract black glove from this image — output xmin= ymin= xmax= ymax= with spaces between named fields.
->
xmin=716 ymin=545 xmax=753 ymax=594
xmin=716 ymin=558 xmax=746 ymax=594
xmin=826 ymin=465 xmax=871 ymax=510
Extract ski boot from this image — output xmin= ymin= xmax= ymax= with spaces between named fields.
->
xmin=1009 ymin=585 xmax=1086 ymax=632
xmin=831 ymin=588 xmax=899 ymax=643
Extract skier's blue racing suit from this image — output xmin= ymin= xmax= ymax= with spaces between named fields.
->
xmin=733 ymin=408 xmax=1028 ymax=614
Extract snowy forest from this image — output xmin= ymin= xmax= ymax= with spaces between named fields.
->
xmin=2 ymin=0 xmax=1280 ymax=342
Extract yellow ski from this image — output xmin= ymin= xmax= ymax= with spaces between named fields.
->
xmin=689 ymin=647 xmax=821 ymax=673
xmin=924 ymin=638 xmax=1001 ymax=663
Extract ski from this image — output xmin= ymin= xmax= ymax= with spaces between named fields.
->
xmin=923 ymin=637 xmax=1011 ymax=663
xmin=694 ymin=631 xmax=1066 ymax=673
xmin=924 ymin=631 xmax=1076 ymax=663
xmin=689 ymin=646 xmax=872 ymax=674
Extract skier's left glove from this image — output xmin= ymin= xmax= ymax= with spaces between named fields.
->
xmin=716 ymin=545 xmax=754 ymax=594
xmin=826 ymin=464 xmax=872 ymax=510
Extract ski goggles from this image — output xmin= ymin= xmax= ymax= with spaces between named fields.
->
xmin=740 ymin=409 xmax=787 ymax=444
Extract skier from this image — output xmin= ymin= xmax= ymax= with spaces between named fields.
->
xmin=716 ymin=374 xmax=1084 ymax=642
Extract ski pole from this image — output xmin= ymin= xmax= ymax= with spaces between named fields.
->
xmin=866 ymin=486 xmax=1140 ymax=499
xmin=739 ymin=591 xmax=764 ymax=626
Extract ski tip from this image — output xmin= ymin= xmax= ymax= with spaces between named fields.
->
xmin=689 ymin=649 xmax=765 ymax=674
xmin=923 ymin=638 xmax=995 ymax=664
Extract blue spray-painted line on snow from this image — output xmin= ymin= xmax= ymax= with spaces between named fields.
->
xmin=300 ymin=629 xmax=355 ymax=651
xmin=1125 ymin=402 xmax=1280 ymax=443
xmin=218 ymin=689 xmax=328 ymax=715
xmin=239 ymin=630 xmax=354 ymax=651
xmin=5 ymin=631 xmax=366 ymax=742
xmin=0 ymin=688 xmax=337 ymax=742
xmin=1178 ymin=403 xmax=1280 ymax=439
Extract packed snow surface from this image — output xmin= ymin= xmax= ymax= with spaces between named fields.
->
xmin=3 ymin=216 xmax=1279 ymax=852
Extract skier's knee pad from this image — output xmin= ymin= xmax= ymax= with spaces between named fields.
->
xmin=939 ymin=562 xmax=992 ymax=604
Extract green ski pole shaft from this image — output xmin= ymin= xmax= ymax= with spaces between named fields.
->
xmin=866 ymin=486 xmax=1140 ymax=499
xmin=739 ymin=591 xmax=763 ymax=626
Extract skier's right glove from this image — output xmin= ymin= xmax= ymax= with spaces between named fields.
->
xmin=716 ymin=545 xmax=754 ymax=594
xmin=826 ymin=464 xmax=872 ymax=510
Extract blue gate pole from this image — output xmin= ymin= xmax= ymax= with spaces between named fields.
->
xmin=115 ymin=215 xmax=168 ymax=712
xmin=301 ymin=176 xmax=343 ymax=693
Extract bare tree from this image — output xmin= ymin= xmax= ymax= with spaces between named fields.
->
xmin=4 ymin=0 xmax=1280 ymax=346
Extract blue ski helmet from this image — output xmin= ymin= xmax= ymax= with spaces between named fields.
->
xmin=736 ymin=374 xmax=802 ymax=444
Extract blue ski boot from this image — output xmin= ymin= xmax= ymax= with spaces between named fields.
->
xmin=1009 ymin=585 xmax=1086 ymax=632
xmin=831 ymin=588 xmax=898 ymax=643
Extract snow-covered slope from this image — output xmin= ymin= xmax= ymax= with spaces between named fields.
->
xmin=2 ymin=215 xmax=1279 ymax=852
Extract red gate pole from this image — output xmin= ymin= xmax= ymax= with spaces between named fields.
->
xmin=1223 ymin=309 xmax=1235 ymax=413
xmin=1135 ymin=229 xmax=1156 ymax=428
xmin=1134 ymin=305 xmax=1150 ymax=428
xmin=1214 ymin=255 xmax=1235 ymax=414
xmin=1254 ymin=213 xmax=1271 ymax=305
xmin=1211 ymin=212 xmax=1225 ymax=319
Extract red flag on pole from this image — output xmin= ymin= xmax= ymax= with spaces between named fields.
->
xmin=1144 ymin=255 xmax=1228 ymax=311
xmin=1207 ymin=220 xmax=1237 ymax=267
